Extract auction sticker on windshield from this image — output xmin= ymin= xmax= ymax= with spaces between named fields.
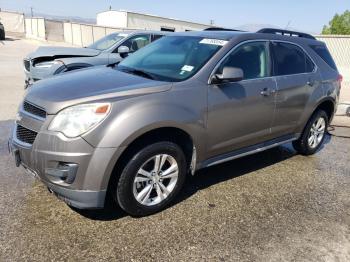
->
xmin=199 ymin=39 xmax=228 ymax=46
xmin=181 ymin=65 xmax=194 ymax=72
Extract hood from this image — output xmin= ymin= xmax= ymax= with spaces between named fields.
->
xmin=27 ymin=46 xmax=101 ymax=60
xmin=25 ymin=66 xmax=172 ymax=114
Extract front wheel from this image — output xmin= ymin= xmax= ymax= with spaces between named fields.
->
xmin=115 ymin=142 xmax=187 ymax=217
xmin=293 ymin=109 xmax=328 ymax=155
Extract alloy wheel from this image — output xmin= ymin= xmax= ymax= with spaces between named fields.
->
xmin=308 ymin=117 xmax=326 ymax=149
xmin=133 ymin=154 xmax=179 ymax=206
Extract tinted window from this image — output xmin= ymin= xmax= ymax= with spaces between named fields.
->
xmin=152 ymin=34 xmax=164 ymax=42
xmin=122 ymin=34 xmax=151 ymax=53
xmin=310 ymin=45 xmax=337 ymax=70
xmin=217 ymin=42 xmax=269 ymax=80
xmin=271 ymin=42 xmax=314 ymax=76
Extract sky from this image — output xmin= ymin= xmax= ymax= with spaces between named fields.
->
xmin=0 ymin=0 xmax=349 ymax=33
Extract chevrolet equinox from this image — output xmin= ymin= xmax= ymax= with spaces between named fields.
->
xmin=9 ymin=28 xmax=341 ymax=216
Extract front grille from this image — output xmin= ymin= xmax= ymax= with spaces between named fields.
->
xmin=23 ymin=101 xmax=46 ymax=119
xmin=16 ymin=125 xmax=38 ymax=145
xmin=24 ymin=59 xmax=31 ymax=72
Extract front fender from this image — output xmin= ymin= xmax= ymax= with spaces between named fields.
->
xmin=83 ymin=90 xmax=207 ymax=158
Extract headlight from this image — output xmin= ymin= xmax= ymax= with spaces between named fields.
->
xmin=48 ymin=103 xmax=111 ymax=138
xmin=35 ymin=60 xmax=64 ymax=68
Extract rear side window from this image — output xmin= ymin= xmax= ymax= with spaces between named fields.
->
xmin=271 ymin=42 xmax=315 ymax=76
xmin=310 ymin=45 xmax=337 ymax=70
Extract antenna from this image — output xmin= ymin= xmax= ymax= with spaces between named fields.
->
xmin=285 ymin=20 xmax=291 ymax=30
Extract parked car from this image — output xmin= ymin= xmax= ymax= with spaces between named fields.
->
xmin=23 ymin=30 xmax=168 ymax=88
xmin=0 ymin=21 xmax=5 ymax=40
xmin=10 ymin=29 xmax=341 ymax=217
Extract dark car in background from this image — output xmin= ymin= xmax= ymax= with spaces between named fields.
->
xmin=0 ymin=21 xmax=5 ymax=40
xmin=23 ymin=30 xmax=168 ymax=88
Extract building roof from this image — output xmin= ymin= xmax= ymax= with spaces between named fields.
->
xmin=97 ymin=9 xmax=212 ymax=27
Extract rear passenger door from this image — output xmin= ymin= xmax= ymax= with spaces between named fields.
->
xmin=270 ymin=41 xmax=320 ymax=137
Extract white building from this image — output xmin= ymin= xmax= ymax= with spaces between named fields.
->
xmin=96 ymin=10 xmax=210 ymax=32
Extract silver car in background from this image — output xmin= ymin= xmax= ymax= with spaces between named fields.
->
xmin=23 ymin=30 xmax=167 ymax=88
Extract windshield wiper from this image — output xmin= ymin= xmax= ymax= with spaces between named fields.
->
xmin=120 ymin=68 xmax=155 ymax=80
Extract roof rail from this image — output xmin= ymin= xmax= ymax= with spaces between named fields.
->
xmin=257 ymin=28 xmax=316 ymax=40
xmin=204 ymin=27 xmax=245 ymax=32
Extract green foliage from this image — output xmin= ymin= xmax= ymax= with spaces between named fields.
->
xmin=322 ymin=10 xmax=350 ymax=35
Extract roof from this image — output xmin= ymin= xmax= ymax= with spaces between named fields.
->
xmin=172 ymin=30 xmax=322 ymax=45
xmin=111 ymin=30 xmax=172 ymax=36
xmin=172 ymin=30 xmax=247 ymax=40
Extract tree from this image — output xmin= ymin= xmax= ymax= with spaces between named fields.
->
xmin=322 ymin=10 xmax=350 ymax=35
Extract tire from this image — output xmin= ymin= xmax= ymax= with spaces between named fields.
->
xmin=292 ymin=109 xmax=328 ymax=155
xmin=115 ymin=142 xmax=187 ymax=217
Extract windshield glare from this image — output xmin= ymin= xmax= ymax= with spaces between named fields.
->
xmin=88 ymin=33 xmax=126 ymax=51
xmin=118 ymin=36 xmax=225 ymax=82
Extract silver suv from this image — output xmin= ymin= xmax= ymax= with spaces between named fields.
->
xmin=23 ymin=31 xmax=167 ymax=88
xmin=10 ymin=29 xmax=341 ymax=216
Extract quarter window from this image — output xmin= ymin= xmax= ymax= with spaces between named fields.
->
xmin=217 ymin=42 xmax=269 ymax=80
xmin=310 ymin=45 xmax=337 ymax=70
xmin=271 ymin=42 xmax=314 ymax=76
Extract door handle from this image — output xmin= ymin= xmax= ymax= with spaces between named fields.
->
xmin=307 ymin=79 xmax=315 ymax=86
xmin=306 ymin=78 xmax=315 ymax=86
xmin=260 ymin=87 xmax=271 ymax=96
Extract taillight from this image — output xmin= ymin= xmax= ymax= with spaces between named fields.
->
xmin=337 ymin=74 xmax=343 ymax=90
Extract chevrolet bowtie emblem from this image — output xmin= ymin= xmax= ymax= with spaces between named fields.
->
xmin=15 ymin=113 xmax=22 ymax=122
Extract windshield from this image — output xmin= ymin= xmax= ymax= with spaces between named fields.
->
xmin=118 ymin=36 xmax=226 ymax=82
xmin=88 ymin=33 xmax=127 ymax=51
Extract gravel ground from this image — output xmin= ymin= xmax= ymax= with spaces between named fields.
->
xmin=0 ymin=37 xmax=349 ymax=262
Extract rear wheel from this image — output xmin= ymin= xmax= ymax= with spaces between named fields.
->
xmin=293 ymin=110 xmax=328 ymax=155
xmin=115 ymin=142 xmax=186 ymax=217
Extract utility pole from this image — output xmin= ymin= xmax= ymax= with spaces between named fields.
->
xmin=30 ymin=7 xmax=34 ymax=17
xmin=210 ymin=19 xmax=215 ymax=26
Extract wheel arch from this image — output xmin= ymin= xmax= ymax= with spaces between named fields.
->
xmin=314 ymin=98 xmax=336 ymax=121
xmin=104 ymin=126 xmax=196 ymax=201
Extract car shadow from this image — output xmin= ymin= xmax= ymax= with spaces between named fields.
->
xmin=0 ymin=37 xmax=20 ymax=45
xmin=74 ymin=140 xmax=313 ymax=221
xmin=175 ymin=143 xmax=298 ymax=205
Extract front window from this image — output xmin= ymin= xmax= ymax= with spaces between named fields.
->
xmin=217 ymin=41 xmax=269 ymax=80
xmin=88 ymin=33 xmax=127 ymax=51
xmin=120 ymin=34 xmax=151 ymax=53
xmin=118 ymin=36 xmax=226 ymax=82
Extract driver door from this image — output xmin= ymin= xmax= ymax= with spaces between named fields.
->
xmin=206 ymin=41 xmax=277 ymax=157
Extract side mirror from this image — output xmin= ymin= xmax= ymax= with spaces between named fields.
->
xmin=214 ymin=67 xmax=244 ymax=83
xmin=118 ymin=46 xmax=130 ymax=58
